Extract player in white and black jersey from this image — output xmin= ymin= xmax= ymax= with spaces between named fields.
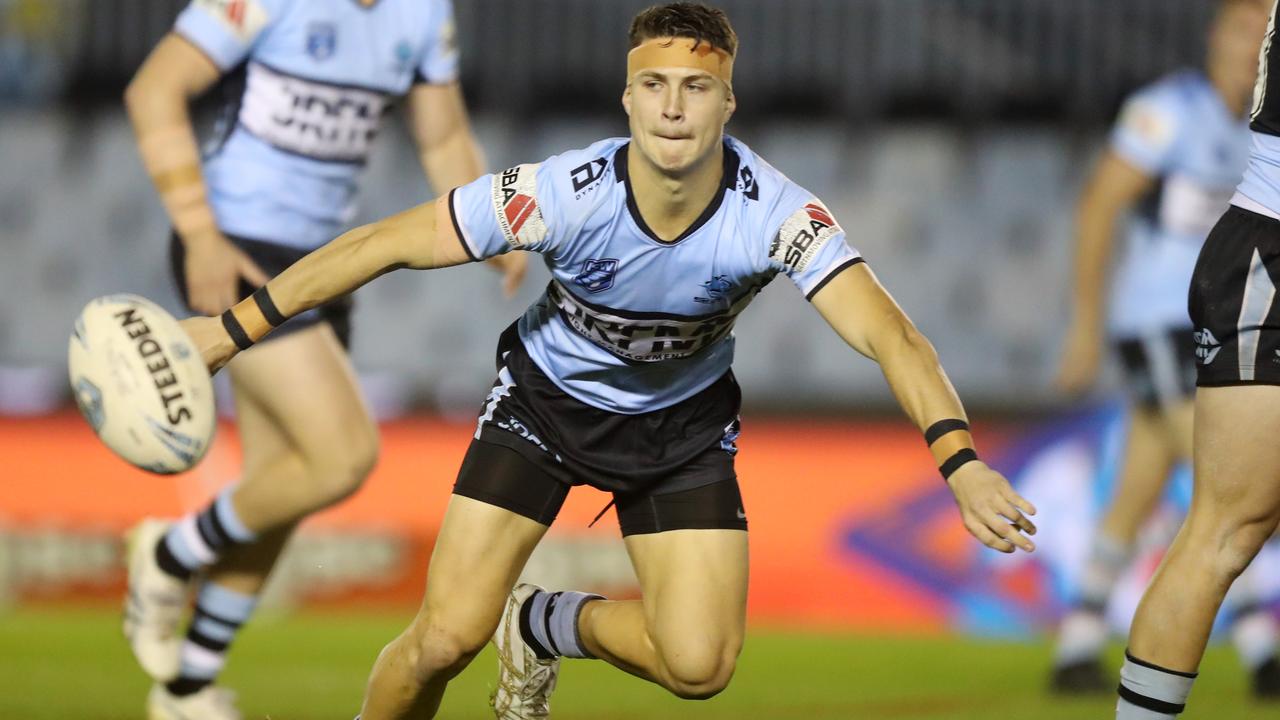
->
xmin=1050 ymin=0 xmax=1278 ymax=696
xmin=177 ymin=4 xmax=1036 ymax=719
xmin=1117 ymin=1 xmax=1280 ymax=718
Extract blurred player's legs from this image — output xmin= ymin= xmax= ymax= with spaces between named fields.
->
xmin=1055 ymin=394 xmax=1279 ymax=695
xmin=1119 ymin=386 xmax=1280 ymax=718
xmin=126 ymin=323 xmax=378 ymax=711
xmin=1053 ymin=405 xmax=1180 ymax=692
xmin=358 ymin=495 xmax=548 ymax=719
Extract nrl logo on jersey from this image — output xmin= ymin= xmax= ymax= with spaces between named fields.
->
xmin=1194 ymin=328 xmax=1221 ymax=365
xmin=306 ymin=22 xmax=337 ymax=61
xmin=491 ymin=164 xmax=548 ymax=250
xmin=573 ymin=259 xmax=619 ymax=293
xmin=770 ymin=199 xmax=841 ymax=273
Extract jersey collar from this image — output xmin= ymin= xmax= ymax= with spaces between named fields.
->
xmin=614 ymin=141 xmax=741 ymax=246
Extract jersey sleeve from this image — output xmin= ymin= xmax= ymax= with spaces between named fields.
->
xmin=447 ymin=162 xmax=559 ymax=260
xmin=415 ymin=0 xmax=461 ymax=85
xmin=768 ymin=198 xmax=864 ymax=301
xmin=1109 ymin=85 xmax=1183 ymax=175
xmin=174 ymin=0 xmax=282 ymax=70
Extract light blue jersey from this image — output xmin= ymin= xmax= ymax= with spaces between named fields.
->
xmin=449 ymin=136 xmax=862 ymax=414
xmin=174 ymin=0 xmax=458 ymax=249
xmin=1107 ymin=70 xmax=1250 ymax=336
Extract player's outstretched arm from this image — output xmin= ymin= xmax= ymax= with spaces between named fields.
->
xmin=810 ymin=263 xmax=1037 ymax=553
xmin=182 ymin=196 xmax=472 ymax=373
xmin=1057 ymin=150 xmax=1154 ymax=395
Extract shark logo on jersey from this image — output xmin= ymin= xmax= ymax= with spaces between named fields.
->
xmin=1194 ymin=328 xmax=1221 ymax=365
xmin=695 ymin=275 xmax=732 ymax=304
xmin=306 ymin=22 xmax=337 ymax=61
xmin=770 ymin=200 xmax=842 ymax=273
xmin=491 ymin=164 xmax=548 ymax=250
xmin=737 ymin=165 xmax=759 ymax=201
xmin=573 ymin=259 xmax=619 ymax=293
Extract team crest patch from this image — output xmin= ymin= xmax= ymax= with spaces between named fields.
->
xmin=491 ymin=164 xmax=548 ymax=249
xmin=306 ymin=22 xmax=337 ymax=61
xmin=770 ymin=199 xmax=843 ymax=273
xmin=573 ymin=259 xmax=619 ymax=293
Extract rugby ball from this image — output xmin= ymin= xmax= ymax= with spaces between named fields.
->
xmin=68 ymin=294 xmax=215 ymax=474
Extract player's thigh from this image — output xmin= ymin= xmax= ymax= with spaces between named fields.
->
xmin=226 ymin=323 xmax=377 ymax=468
xmin=1187 ymin=386 xmax=1280 ymax=540
xmin=1159 ymin=398 xmax=1195 ymax=461
xmin=416 ymin=495 xmax=549 ymax=645
xmin=231 ymin=372 xmax=292 ymax=477
xmin=624 ymin=527 xmax=748 ymax=665
xmin=1101 ymin=407 xmax=1181 ymax=534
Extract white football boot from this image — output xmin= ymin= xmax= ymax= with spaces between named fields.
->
xmin=147 ymin=683 xmax=241 ymax=720
xmin=490 ymin=583 xmax=560 ymax=719
xmin=124 ymin=518 xmax=189 ymax=681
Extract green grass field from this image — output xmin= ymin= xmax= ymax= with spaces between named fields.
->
xmin=1 ymin=607 xmax=1274 ymax=719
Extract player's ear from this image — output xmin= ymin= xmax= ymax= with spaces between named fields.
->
xmin=622 ymin=84 xmax=633 ymax=116
xmin=723 ymin=87 xmax=736 ymax=122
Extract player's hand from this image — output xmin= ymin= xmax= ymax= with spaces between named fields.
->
xmin=180 ymin=315 xmax=238 ymax=375
xmin=1054 ymin=321 xmax=1102 ymax=396
xmin=947 ymin=461 xmax=1037 ymax=554
xmin=485 ymin=252 xmax=528 ymax=298
xmin=183 ymin=230 xmax=270 ymax=315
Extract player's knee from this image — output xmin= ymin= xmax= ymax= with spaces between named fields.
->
xmin=1208 ymin=518 xmax=1275 ymax=585
xmin=660 ymin=645 xmax=738 ymax=700
xmin=406 ymin=618 xmax=490 ymax=680
xmin=305 ymin=421 xmax=380 ymax=506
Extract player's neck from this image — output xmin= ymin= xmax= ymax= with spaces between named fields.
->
xmin=626 ymin=142 xmax=725 ymax=242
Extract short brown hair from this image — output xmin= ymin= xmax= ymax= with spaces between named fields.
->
xmin=628 ymin=3 xmax=738 ymax=57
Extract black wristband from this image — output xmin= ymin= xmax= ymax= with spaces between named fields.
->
xmin=252 ymin=287 xmax=287 ymax=328
xmin=940 ymin=448 xmax=979 ymax=480
xmin=924 ymin=418 xmax=970 ymax=445
xmin=221 ymin=309 xmax=254 ymax=351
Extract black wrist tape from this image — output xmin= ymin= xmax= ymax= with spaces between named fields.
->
xmin=221 ymin=309 xmax=253 ymax=351
xmin=252 ymin=287 xmax=287 ymax=328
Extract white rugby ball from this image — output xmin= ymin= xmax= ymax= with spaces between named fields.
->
xmin=68 ymin=294 xmax=215 ymax=474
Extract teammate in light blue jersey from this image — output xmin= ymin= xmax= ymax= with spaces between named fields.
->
xmin=180 ymin=4 xmax=1035 ymax=718
xmin=1052 ymin=0 xmax=1280 ymax=701
xmin=119 ymin=1 xmax=523 ymax=718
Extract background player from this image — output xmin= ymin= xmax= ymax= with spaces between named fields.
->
xmin=174 ymin=4 xmax=1038 ymax=719
xmin=120 ymin=1 xmax=523 ymax=718
xmin=1051 ymin=0 xmax=1277 ymax=695
xmin=1117 ymin=1 xmax=1280 ymax=717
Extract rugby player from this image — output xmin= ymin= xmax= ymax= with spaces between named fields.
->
xmin=121 ymin=1 xmax=523 ymax=717
xmin=178 ymin=4 xmax=1037 ymax=718
xmin=1051 ymin=0 xmax=1277 ymax=695
xmin=1117 ymin=1 xmax=1280 ymax=717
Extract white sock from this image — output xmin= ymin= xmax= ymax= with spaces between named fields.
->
xmin=1116 ymin=651 xmax=1196 ymax=719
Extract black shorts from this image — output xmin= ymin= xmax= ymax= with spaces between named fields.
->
xmin=453 ymin=324 xmax=747 ymax=536
xmin=1113 ymin=328 xmax=1197 ymax=410
xmin=1189 ymin=206 xmax=1280 ymax=387
xmin=168 ymin=231 xmax=352 ymax=348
